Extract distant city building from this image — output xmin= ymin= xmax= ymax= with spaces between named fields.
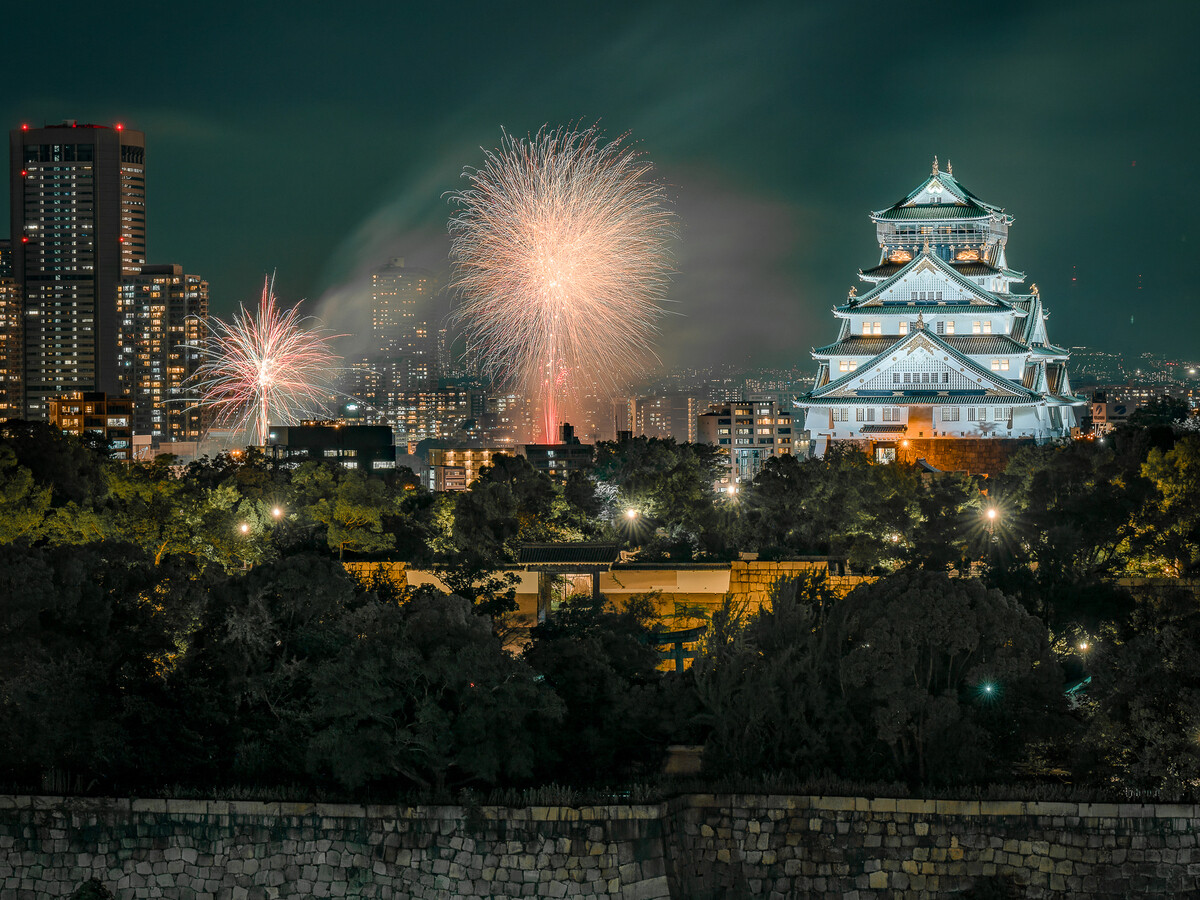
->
xmin=524 ymin=423 xmax=594 ymax=481
xmin=1089 ymin=391 xmax=1134 ymax=433
xmin=426 ymin=444 xmax=511 ymax=491
xmin=348 ymin=258 xmax=439 ymax=416
xmin=629 ymin=392 xmax=700 ymax=443
xmin=10 ymin=121 xmax=147 ymax=419
xmin=0 ymin=239 xmax=21 ymax=418
xmin=796 ymin=159 xmax=1085 ymax=470
xmin=47 ymin=391 xmax=133 ymax=460
xmin=265 ymin=423 xmax=395 ymax=472
xmin=392 ymin=387 xmax=479 ymax=442
xmin=116 ymin=264 xmax=208 ymax=442
xmin=698 ymin=399 xmax=800 ymax=483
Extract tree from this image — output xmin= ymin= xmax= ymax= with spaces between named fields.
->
xmin=311 ymin=470 xmax=397 ymax=559
xmin=524 ymin=593 xmax=679 ymax=781
xmin=592 ymin=437 xmax=727 ymax=556
xmin=0 ymin=445 xmax=51 ymax=543
xmin=692 ymin=570 xmax=1068 ymax=785
xmin=306 ymin=591 xmax=562 ymax=791
xmin=1138 ymin=435 xmax=1200 ymax=576
xmin=1084 ymin=588 xmax=1200 ymax=791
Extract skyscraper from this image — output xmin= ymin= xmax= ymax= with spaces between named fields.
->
xmin=117 ymin=264 xmax=208 ymax=442
xmin=9 ymin=121 xmax=146 ymax=419
xmin=0 ymin=239 xmax=21 ymax=418
xmin=364 ymin=258 xmax=438 ymax=413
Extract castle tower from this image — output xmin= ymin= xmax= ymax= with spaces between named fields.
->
xmin=795 ymin=159 xmax=1086 ymax=471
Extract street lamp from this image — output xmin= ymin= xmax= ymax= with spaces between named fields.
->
xmin=239 ymin=522 xmax=250 ymax=535
xmin=624 ymin=508 xmax=639 ymax=521
xmin=271 ymin=507 xmax=283 ymax=519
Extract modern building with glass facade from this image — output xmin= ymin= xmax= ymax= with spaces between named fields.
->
xmin=9 ymin=121 xmax=146 ymax=419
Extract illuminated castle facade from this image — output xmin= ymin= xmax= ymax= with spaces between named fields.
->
xmin=796 ymin=159 xmax=1085 ymax=469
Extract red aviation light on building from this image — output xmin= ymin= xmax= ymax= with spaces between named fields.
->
xmin=21 ymin=123 xmax=29 ymax=131
xmin=115 ymin=122 xmax=124 ymax=131
xmin=118 ymin=236 xmax=125 ymax=243
xmin=20 ymin=170 xmax=27 ymax=177
xmin=21 ymin=236 xmax=29 ymax=243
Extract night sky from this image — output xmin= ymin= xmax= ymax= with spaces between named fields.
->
xmin=3 ymin=0 xmax=1197 ymax=370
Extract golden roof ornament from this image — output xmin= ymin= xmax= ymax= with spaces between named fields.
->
xmin=848 ymin=286 xmax=858 ymax=299
xmin=947 ymin=159 xmax=953 ymax=175
xmin=932 ymin=155 xmax=939 ymax=175
xmin=916 ymin=313 xmax=926 ymax=330
xmin=1031 ymin=283 xmax=1039 ymax=296
xmin=923 ymin=237 xmax=931 ymax=253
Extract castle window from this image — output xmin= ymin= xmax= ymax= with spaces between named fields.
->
xmin=945 ymin=320 xmax=955 ymax=335
xmin=873 ymin=322 xmax=882 ymax=335
xmin=935 ymin=321 xmax=944 ymax=334
xmin=833 ymin=409 xmax=849 ymax=423
xmin=899 ymin=321 xmax=908 ymax=335
xmin=893 ymin=373 xmax=900 ymax=383
xmin=942 ymin=372 xmax=950 ymax=383
xmin=883 ymin=407 xmax=901 ymax=422
xmin=942 ymin=407 xmax=961 ymax=422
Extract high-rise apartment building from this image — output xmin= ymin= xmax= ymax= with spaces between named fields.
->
xmin=354 ymin=258 xmax=438 ymax=414
xmin=9 ymin=121 xmax=146 ymax=419
xmin=698 ymin=399 xmax=801 ymax=483
xmin=0 ymin=239 xmax=21 ymax=418
xmin=116 ymin=264 xmax=208 ymax=441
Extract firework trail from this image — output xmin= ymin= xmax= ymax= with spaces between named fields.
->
xmin=447 ymin=125 xmax=675 ymax=441
xmin=187 ymin=275 xmax=341 ymax=446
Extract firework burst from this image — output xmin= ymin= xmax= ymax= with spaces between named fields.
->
xmin=187 ymin=276 xmax=341 ymax=446
xmin=447 ymin=125 xmax=675 ymax=441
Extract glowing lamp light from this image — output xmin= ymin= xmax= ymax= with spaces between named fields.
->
xmin=21 ymin=123 xmax=29 ymax=131
xmin=986 ymin=508 xmax=998 ymax=521
xmin=272 ymin=507 xmax=282 ymax=519
xmin=982 ymin=683 xmax=995 ymax=694
xmin=624 ymin=508 xmax=639 ymax=520
xmin=1079 ymin=641 xmax=1090 ymax=652
xmin=21 ymin=237 xmax=29 ymax=244
xmin=115 ymin=122 xmax=124 ymax=131
xmin=238 ymin=523 xmax=250 ymax=534
xmin=901 ymin=439 xmax=910 ymax=448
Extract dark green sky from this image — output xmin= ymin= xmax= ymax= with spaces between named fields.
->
xmin=3 ymin=0 xmax=1197 ymax=368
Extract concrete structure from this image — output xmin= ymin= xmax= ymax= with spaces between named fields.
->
xmin=425 ymin=444 xmax=510 ymax=491
xmin=629 ymin=392 xmax=700 ymax=442
xmin=47 ymin=391 xmax=133 ymax=460
xmin=347 ymin=258 xmax=439 ymax=417
xmin=524 ymin=422 xmax=594 ymax=481
xmin=697 ymin=398 xmax=801 ymax=484
xmin=797 ymin=158 xmax=1085 ymax=470
xmin=0 ymin=238 xmax=20 ymax=418
xmin=265 ymin=423 xmax=395 ymax=472
xmin=116 ymin=264 xmax=208 ymax=442
xmin=10 ymin=121 xmax=146 ymax=419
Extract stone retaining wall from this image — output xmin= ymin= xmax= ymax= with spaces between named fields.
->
xmin=666 ymin=794 xmax=1200 ymax=898
xmin=0 ymin=797 xmax=669 ymax=899
xmin=7 ymin=793 xmax=1199 ymax=899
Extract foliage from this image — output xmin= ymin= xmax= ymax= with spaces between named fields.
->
xmin=524 ymin=593 xmax=686 ymax=781
xmin=694 ymin=570 xmax=1068 ymax=785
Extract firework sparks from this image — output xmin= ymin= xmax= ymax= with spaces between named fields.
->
xmin=187 ymin=276 xmax=341 ymax=446
xmin=447 ymin=125 xmax=675 ymax=441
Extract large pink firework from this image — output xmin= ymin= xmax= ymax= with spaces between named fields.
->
xmin=447 ymin=125 xmax=675 ymax=441
xmin=188 ymin=276 xmax=341 ymax=446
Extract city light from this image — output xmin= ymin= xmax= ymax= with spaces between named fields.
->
xmin=985 ymin=507 xmax=999 ymax=522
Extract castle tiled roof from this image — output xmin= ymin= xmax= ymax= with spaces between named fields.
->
xmin=814 ymin=335 xmax=1030 ymax=357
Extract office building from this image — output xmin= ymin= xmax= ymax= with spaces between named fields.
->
xmin=0 ymin=239 xmax=20 ymax=418
xmin=795 ymin=158 xmax=1085 ymax=471
xmin=117 ymin=264 xmax=208 ymax=441
xmin=10 ymin=121 xmax=146 ymax=419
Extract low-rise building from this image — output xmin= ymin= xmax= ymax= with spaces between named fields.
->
xmin=48 ymin=391 xmax=133 ymax=460
xmin=524 ymin=423 xmax=594 ymax=482
xmin=266 ymin=422 xmax=395 ymax=472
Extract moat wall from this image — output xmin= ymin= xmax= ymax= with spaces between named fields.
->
xmin=4 ymin=793 xmax=1200 ymax=898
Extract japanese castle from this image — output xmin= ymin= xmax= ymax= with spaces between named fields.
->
xmin=796 ymin=158 xmax=1085 ymax=468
